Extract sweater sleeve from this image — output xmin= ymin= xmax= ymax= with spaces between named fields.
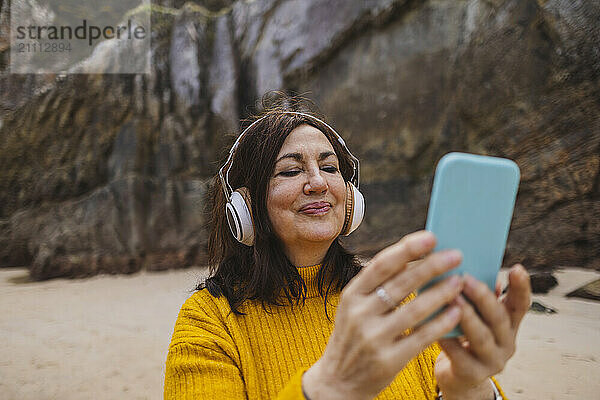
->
xmin=164 ymin=293 xmax=247 ymax=400
xmin=275 ymin=368 xmax=309 ymax=400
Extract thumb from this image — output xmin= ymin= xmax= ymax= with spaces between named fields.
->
xmin=503 ymin=264 xmax=531 ymax=328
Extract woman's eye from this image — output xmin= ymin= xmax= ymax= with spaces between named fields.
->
xmin=322 ymin=166 xmax=338 ymax=173
xmin=279 ymin=170 xmax=301 ymax=177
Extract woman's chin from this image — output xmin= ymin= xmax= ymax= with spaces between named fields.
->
xmin=298 ymin=227 xmax=340 ymax=243
xmin=282 ymin=214 xmax=345 ymax=244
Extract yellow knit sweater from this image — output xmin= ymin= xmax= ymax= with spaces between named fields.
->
xmin=164 ymin=264 xmax=506 ymax=399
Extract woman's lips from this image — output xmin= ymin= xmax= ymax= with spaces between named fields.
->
xmin=299 ymin=202 xmax=331 ymax=215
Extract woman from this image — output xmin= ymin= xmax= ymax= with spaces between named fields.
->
xmin=164 ymin=94 xmax=531 ymax=400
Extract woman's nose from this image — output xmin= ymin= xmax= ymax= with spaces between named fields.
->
xmin=304 ymin=169 xmax=328 ymax=194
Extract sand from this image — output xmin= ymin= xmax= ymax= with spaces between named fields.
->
xmin=495 ymin=268 xmax=600 ymax=399
xmin=1 ymin=266 xmax=599 ymax=400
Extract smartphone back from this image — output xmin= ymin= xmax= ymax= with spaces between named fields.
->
xmin=422 ymin=152 xmax=520 ymax=336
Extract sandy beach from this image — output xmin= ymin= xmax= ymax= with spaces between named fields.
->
xmin=1 ymin=266 xmax=598 ymax=400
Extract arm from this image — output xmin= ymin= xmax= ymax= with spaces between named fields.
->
xmin=165 ymin=293 xmax=321 ymax=400
xmin=164 ymin=295 xmax=247 ymax=400
xmin=300 ymin=231 xmax=523 ymax=400
xmin=275 ymin=368 xmax=310 ymax=400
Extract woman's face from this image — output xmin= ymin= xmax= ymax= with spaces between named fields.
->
xmin=267 ymin=124 xmax=347 ymax=256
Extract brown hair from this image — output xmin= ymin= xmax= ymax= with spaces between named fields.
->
xmin=199 ymin=92 xmax=362 ymax=315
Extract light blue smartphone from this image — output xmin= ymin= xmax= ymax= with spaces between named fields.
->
xmin=419 ymin=152 xmax=520 ymax=338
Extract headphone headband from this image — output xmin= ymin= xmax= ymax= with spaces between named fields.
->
xmin=218 ymin=111 xmax=360 ymax=201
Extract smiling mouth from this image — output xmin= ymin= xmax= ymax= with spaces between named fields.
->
xmin=299 ymin=202 xmax=331 ymax=215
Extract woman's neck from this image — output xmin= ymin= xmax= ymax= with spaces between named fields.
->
xmin=283 ymin=240 xmax=333 ymax=267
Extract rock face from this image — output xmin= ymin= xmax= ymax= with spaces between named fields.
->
xmin=529 ymin=271 xmax=559 ymax=294
xmin=0 ymin=0 xmax=598 ymax=279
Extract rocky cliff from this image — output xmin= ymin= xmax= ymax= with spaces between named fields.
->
xmin=0 ymin=0 xmax=598 ymax=279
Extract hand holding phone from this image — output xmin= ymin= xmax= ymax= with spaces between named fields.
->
xmin=419 ymin=152 xmax=520 ymax=337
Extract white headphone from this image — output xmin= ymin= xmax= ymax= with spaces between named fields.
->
xmin=218 ymin=111 xmax=365 ymax=246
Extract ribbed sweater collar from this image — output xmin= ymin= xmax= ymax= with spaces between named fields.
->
xmin=296 ymin=264 xmax=322 ymax=298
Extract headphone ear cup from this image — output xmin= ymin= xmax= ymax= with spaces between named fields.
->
xmin=225 ymin=187 xmax=255 ymax=246
xmin=341 ymin=182 xmax=365 ymax=236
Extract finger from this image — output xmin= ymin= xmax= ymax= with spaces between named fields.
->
xmin=463 ymin=274 xmax=512 ymax=347
xmin=454 ymin=294 xmax=499 ymax=364
xmin=503 ymin=264 xmax=531 ymax=329
xmin=387 ymin=249 xmax=463 ymax=305
xmin=351 ymin=230 xmax=437 ymax=294
xmin=495 ymin=279 xmax=502 ymax=298
xmin=389 ymin=304 xmax=462 ymax=367
xmin=380 ymin=275 xmax=463 ymax=333
xmin=368 ymin=249 xmax=463 ymax=314
xmin=438 ymin=338 xmax=484 ymax=380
